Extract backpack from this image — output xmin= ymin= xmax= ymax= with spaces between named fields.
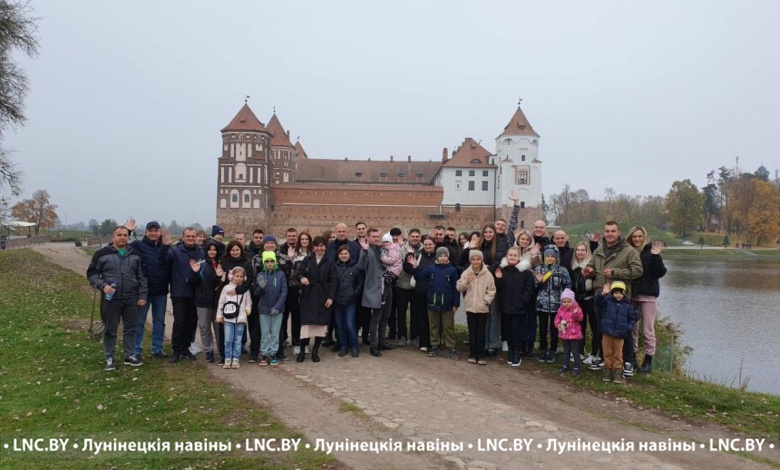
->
xmin=222 ymin=294 xmax=244 ymax=319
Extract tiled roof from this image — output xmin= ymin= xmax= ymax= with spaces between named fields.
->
xmin=267 ymin=114 xmax=294 ymax=148
xmin=294 ymin=140 xmax=308 ymax=159
xmin=498 ymin=105 xmax=540 ymax=138
xmin=295 ymin=158 xmax=442 ymax=184
xmin=442 ymin=138 xmax=494 ymax=168
xmin=221 ymin=104 xmax=267 ymax=133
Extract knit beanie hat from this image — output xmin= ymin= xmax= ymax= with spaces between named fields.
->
xmin=262 ymin=251 xmax=277 ymax=269
xmin=262 ymin=234 xmax=278 ymax=246
xmin=382 ymin=233 xmax=392 ymax=243
xmin=543 ymin=246 xmax=559 ymax=260
xmin=560 ymin=288 xmax=576 ymax=302
xmin=435 ymin=247 xmax=450 ymax=258
xmin=212 ymin=225 xmax=225 ymax=236
xmin=469 ymin=249 xmax=483 ymax=261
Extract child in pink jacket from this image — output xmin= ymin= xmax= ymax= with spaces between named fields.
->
xmin=554 ymin=288 xmax=584 ymax=376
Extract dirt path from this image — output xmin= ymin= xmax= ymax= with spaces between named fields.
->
xmin=36 ymin=243 xmax=779 ymax=469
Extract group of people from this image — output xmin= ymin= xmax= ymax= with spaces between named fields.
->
xmin=87 ymin=192 xmax=667 ymax=382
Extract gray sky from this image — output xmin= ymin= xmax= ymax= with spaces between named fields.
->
xmin=7 ymin=0 xmax=780 ymax=227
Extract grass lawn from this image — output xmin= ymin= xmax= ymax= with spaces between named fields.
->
xmin=0 ymin=250 xmax=335 ymax=469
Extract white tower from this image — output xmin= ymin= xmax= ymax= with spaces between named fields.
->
xmin=494 ymin=99 xmax=543 ymax=228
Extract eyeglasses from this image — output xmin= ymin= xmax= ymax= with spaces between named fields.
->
xmin=264 ymin=260 xmax=275 ymax=263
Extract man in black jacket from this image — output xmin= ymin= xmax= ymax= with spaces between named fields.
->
xmin=87 ymin=226 xmax=148 ymax=371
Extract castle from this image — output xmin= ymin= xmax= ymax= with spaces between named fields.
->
xmin=216 ymin=101 xmax=544 ymax=235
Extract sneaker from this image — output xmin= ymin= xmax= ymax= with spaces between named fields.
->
xmin=511 ymin=356 xmax=522 ymax=367
xmin=410 ymin=337 xmax=420 ymax=348
xmin=419 ymin=346 xmax=428 ymax=352
xmin=259 ymin=356 xmax=269 ymax=366
xmin=602 ymin=369 xmax=613 ymax=382
xmin=152 ymin=351 xmax=168 ymax=358
xmin=169 ymin=352 xmax=181 ymax=363
xmin=181 ymin=351 xmax=197 ymax=361
xmin=124 ymin=355 xmax=143 ymax=367
xmin=545 ymin=350 xmax=556 ymax=363
xmin=231 ymin=358 xmax=240 ymax=369
xmin=105 ymin=357 xmax=115 ymax=371
xmin=249 ymin=352 xmax=258 ymax=363
xmin=467 ymin=357 xmax=477 ymax=364
xmin=501 ymin=341 xmax=509 ymax=352
xmin=218 ymin=357 xmax=225 ymax=365
xmin=558 ymin=366 xmax=570 ymax=374
xmin=189 ymin=342 xmax=201 ymax=356
xmin=573 ymin=367 xmax=582 ymax=377
xmin=277 ymin=352 xmax=288 ymax=361
xmin=223 ymin=359 xmax=231 ymax=369
xmin=613 ymin=373 xmax=624 ymax=384
xmin=397 ymin=336 xmax=407 ymax=347
xmin=428 ymin=346 xmax=440 ymax=357
xmin=589 ymin=360 xmax=605 ymax=371
xmin=537 ymin=351 xmax=547 ymax=362
xmin=447 ymin=349 xmax=458 ymax=360
xmin=351 ymin=348 xmax=359 ymax=358
xmin=293 ymin=346 xmax=301 ymax=355
xmin=623 ymin=362 xmax=634 ymax=377
xmin=583 ymin=355 xmax=596 ymax=365
xmin=270 ymin=355 xmax=279 ymax=366
xmin=477 ymin=358 xmax=487 ymax=365
xmin=338 ymin=348 xmax=348 ymax=357
xmin=205 ymin=352 xmax=215 ymax=363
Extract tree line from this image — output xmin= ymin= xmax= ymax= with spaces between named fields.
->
xmin=546 ymin=164 xmax=780 ymax=246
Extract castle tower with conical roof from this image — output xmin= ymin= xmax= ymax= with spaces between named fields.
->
xmin=494 ymin=100 xmax=543 ymax=228
xmin=216 ymin=103 xmax=273 ymax=230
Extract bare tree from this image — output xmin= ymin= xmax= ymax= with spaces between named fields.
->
xmin=0 ymin=0 xmax=40 ymax=196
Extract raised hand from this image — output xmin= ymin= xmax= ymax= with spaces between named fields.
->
xmin=189 ymin=259 xmax=200 ymax=272
xmin=215 ymin=265 xmax=225 ymax=278
xmin=588 ymin=231 xmax=602 ymax=243
xmin=124 ymin=218 xmax=137 ymax=232
xmin=651 ymin=241 xmax=664 ymax=255
xmin=494 ymin=267 xmax=503 ymax=279
xmin=406 ymin=254 xmax=418 ymax=267
xmin=508 ymin=189 xmax=519 ymax=203
xmin=161 ymin=230 xmax=172 ymax=246
xmin=359 ymin=238 xmax=369 ymax=250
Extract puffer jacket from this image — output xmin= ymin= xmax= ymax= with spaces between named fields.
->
xmin=598 ymin=294 xmax=637 ymax=337
xmin=456 ymin=265 xmax=496 ymax=313
xmin=633 ymin=242 xmax=667 ymax=298
xmin=216 ymin=285 xmax=252 ymax=324
xmin=129 ymin=236 xmax=170 ymax=296
xmin=87 ymin=244 xmax=148 ymax=301
xmin=534 ymin=262 xmax=571 ymax=313
xmin=587 ymin=236 xmax=643 ymax=298
xmin=554 ymin=304 xmax=584 ymax=340
xmin=495 ymin=258 xmax=535 ymax=315
xmin=413 ymin=261 xmax=460 ymax=312
xmin=334 ymin=258 xmax=364 ymax=306
xmin=255 ymin=267 xmax=288 ymax=315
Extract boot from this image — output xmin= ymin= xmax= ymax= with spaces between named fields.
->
xmin=639 ymin=355 xmax=653 ymax=373
xmin=311 ymin=337 xmax=322 ymax=363
xmin=511 ymin=347 xmax=521 ymax=367
xmin=297 ymin=338 xmax=309 ymax=362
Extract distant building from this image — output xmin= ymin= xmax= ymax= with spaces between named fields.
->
xmin=216 ymin=101 xmax=544 ymax=235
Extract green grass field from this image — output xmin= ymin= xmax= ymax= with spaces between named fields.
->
xmin=0 ymin=250 xmax=334 ymax=469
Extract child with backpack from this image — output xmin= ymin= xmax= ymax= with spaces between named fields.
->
xmin=216 ymin=267 xmax=252 ymax=369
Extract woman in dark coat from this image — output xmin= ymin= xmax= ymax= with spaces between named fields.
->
xmin=402 ymin=236 xmax=437 ymax=351
xmin=296 ymin=236 xmax=338 ymax=362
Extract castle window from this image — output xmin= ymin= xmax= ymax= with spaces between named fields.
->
xmin=482 ymin=170 xmax=488 ymax=177
xmin=522 ymin=155 xmax=526 ymax=162
xmin=455 ymin=170 xmax=462 ymax=176
xmin=468 ymin=181 xmax=475 ymax=191
xmin=238 ymin=173 xmax=244 ymax=180
xmin=520 ymin=201 xmax=525 ymax=208
xmin=398 ymin=172 xmax=405 ymax=178
xmin=519 ymin=125 xmax=525 ymax=130
xmin=232 ymin=194 xmax=238 ymax=203
xmin=416 ymin=172 xmax=424 ymax=178
xmin=482 ymin=181 xmax=488 ymax=191
xmin=355 ymin=172 xmax=362 ymax=177
xmin=456 ymin=180 xmax=462 ymax=190
xmin=468 ymin=170 xmax=475 ymax=177
xmin=520 ymin=220 xmax=525 ymax=228
xmin=244 ymin=194 xmax=250 ymax=203
xmin=380 ymin=172 xmax=387 ymax=178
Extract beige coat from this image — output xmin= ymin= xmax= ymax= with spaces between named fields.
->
xmin=456 ymin=265 xmax=496 ymax=314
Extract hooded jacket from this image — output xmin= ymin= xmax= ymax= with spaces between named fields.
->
xmin=598 ymin=293 xmax=637 ymax=337
xmin=554 ymin=302 xmax=584 ymax=340
xmin=334 ymin=257 xmax=364 ymax=306
xmin=534 ymin=257 xmax=572 ymax=314
xmin=456 ymin=264 xmax=496 ymax=314
xmin=87 ymin=244 xmax=148 ymax=301
xmin=413 ymin=260 xmax=460 ymax=312
xmin=633 ymin=242 xmax=667 ymax=298
xmin=193 ymin=239 xmax=223 ymax=308
xmin=255 ymin=252 xmax=288 ymax=315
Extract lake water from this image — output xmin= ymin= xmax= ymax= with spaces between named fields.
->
xmin=661 ymin=255 xmax=780 ymax=395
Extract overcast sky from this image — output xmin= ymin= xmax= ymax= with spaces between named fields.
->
xmin=6 ymin=0 xmax=780 ymax=227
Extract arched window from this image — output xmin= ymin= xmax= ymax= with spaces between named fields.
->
xmin=231 ymin=194 xmax=238 ymax=203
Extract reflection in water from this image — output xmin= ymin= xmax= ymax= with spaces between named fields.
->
xmin=661 ymin=257 xmax=780 ymax=394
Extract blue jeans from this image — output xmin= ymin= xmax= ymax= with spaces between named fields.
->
xmin=333 ymin=303 xmax=358 ymax=350
xmin=259 ymin=313 xmax=283 ymax=357
xmin=134 ymin=294 xmax=167 ymax=356
xmin=223 ymin=322 xmax=245 ymax=361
